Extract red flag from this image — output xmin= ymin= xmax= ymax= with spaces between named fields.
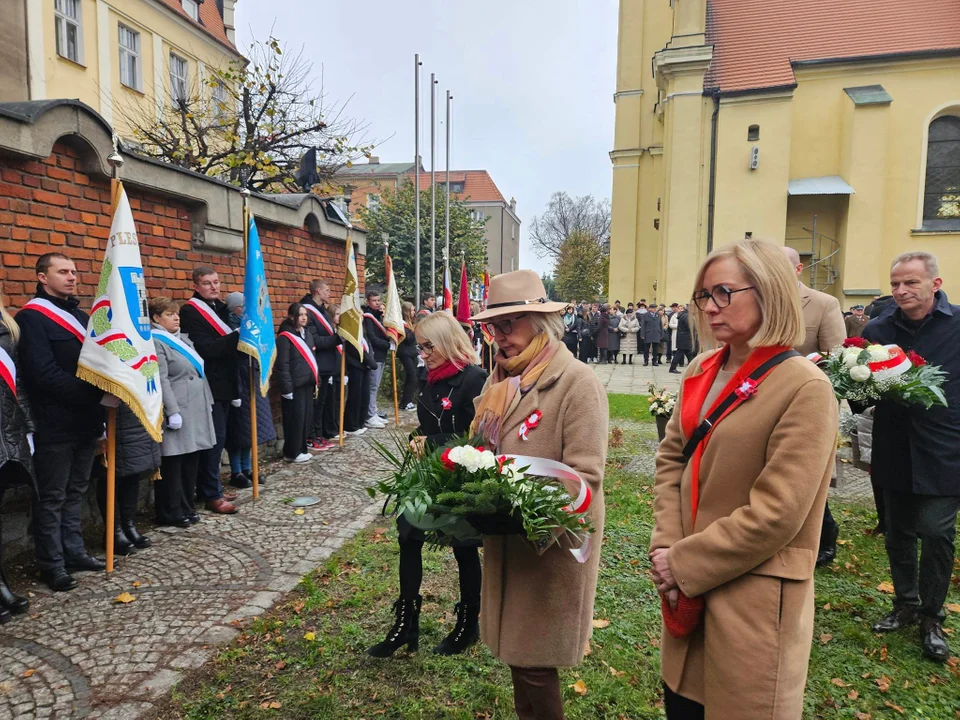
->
xmin=442 ymin=264 xmax=453 ymax=314
xmin=483 ymin=271 xmax=490 ymax=308
xmin=456 ymin=261 xmax=471 ymax=324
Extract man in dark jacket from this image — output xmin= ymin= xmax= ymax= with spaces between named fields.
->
xmin=301 ymin=279 xmax=342 ymax=449
xmin=362 ymin=291 xmax=392 ymax=429
xmin=178 ymin=266 xmax=239 ymax=514
xmin=418 ymin=292 xmax=436 ymax=318
xmin=668 ymin=305 xmax=694 ymax=373
xmin=863 ymin=252 xmax=960 ymax=663
xmin=17 ymin=253 xmax=106 ymax=590
xmin=639 ymin=306 xmax=663 ymax=366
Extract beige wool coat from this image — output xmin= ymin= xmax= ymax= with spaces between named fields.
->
xmin=477 ymin=343 xmax=608 ymax=668
xmin=798 ymin=283 xmax=846 ymax=356
xmin=651 ymin=350 xmax=837 ymax=719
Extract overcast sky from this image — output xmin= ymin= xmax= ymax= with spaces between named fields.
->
xmin=235 ymin=0 xmax=619 ymax=277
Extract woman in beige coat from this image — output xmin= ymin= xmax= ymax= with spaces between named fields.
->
xmin=650 ymin=240 xmax=837 ymax=719
xmin=471 ymin=270 xmax=608 ymax=720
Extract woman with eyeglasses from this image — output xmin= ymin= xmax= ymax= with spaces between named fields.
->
xmin=650 ymin=240 xmax=837 ymax=720
xmin=368 ymin=311 xmax=488 ymax=659
xmin=470 ymin=270 xmax=607 ymax=720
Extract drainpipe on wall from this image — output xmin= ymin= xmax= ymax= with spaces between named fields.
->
xmin=500 ymin=206 xmax=505 ymax=273
xmin=706 ymin=91 xmax=720 ymax=253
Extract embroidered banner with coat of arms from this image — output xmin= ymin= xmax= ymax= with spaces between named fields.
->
xmin=77 ymin=183 xmax=163 ymax=441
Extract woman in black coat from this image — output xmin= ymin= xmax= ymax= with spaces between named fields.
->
xmin=0 ymin=305 xmax=36 ymax=621
xmin=397 ymin=302 xmax=419 ymax=411
xmin=562 ymin=305 xmax=581 ymax=356
xmin=368 ymin=312 xmax=488 ymax=659
xmin=275 ymin=303 xmax=318 ymax=463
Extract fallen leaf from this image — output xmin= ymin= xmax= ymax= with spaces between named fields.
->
xmin=876 ymin=582 xmax=895 ymax=594
xmin=819 ymin=634 xmax=833 ymax=644
xmin=294 ymin=508 xmax=305 ymax=515
xmin=259 ymin=701 xmax=282 ymax=710
xmin=583 ymin=640 xmax=591 ymax=656
xmin=883 ymin=701 xmax=904 ymax=715
xmin=880 ymin=644 xmax=888 ymax=662
xmin=23 ymin=669 xmax=36 ymax=678
xmin=592 ymin=618 xmax=610 ymax=629
xmin=854 ymin=713 xmax=872 ymax=720
xmin=847 ymin=690 xmax=859 ymax=700
xmin=876 ymin=675 xmax=891 ymax=693
xmin=830 ymin=678 xmax=849 ymax=688
xmin=303 ymin=632 xmax=316 ymax=642
xmin=823 ymin=603 xmax=832 ymax=611
xmin=568 ymin=679 xmax=588 ymax=696
xmin=131 ymin=581 xmax=141 ymax=588
xmin=113 ymin=592 xmax=136 ymax=604
xmin=274 ymin=660 xmax=286 ymax=670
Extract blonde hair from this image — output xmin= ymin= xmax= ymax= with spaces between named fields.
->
xmin=528 ymin=312 xmax=565 ymax=341
xmin=0 ymin=286 xmax=18 ymax=344
xmin=401 ymin=301 xmax=415 ymax=325
xmin=690 ymin=239 xmax=804 ymax=350
xmin=415 ymin=312 xmax=479 ymax=367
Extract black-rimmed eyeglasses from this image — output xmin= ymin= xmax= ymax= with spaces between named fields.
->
xmin=692 ymin=285 xmax=757 ymax=311
xmin=483 ymin=313 xmax=528 ymax=336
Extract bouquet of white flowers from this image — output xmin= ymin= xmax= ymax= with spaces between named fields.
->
xmin=647 ymin=383 xmax=677 ymax=418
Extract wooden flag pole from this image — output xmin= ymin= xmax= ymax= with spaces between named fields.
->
xmin=338 ymin=350 xmax=346 ymax=447
xmin=241 ymin=198 xmax=259 ymax=501
xmin=391 ymin=349 xmax=400 ymax=425
xmin=104 ymin=165 xmax=122 ymax=574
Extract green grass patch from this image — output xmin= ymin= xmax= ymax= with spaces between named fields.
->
xmin=153 ymin=394 xmax=960 ymax=720
xmin=608 ymin=392 xmax=653 ymax=422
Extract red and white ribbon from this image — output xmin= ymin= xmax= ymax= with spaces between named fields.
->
xmin=0 ymin=345 xmax=17 ymax=402
xmin=186 ymin=298 xmax=234 ymax=336
xmin=305 ymin=303 xmax=335 ymax=335
xmin=21 ymin=298 xmax=86 ymax=342
xmin=504 ymin=454 xmax=593 ymax=563
xmin=869 ymin=344 xmax=912 ymax=381
xmin=517 ymin=409 xmax=543 ymax=441
xmin=363 ymin=312 xmax=388 ymax=337
xmin=280 ymin=331 xmax=319 ymax=385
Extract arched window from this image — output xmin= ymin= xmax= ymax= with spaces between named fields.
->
xmin=923 ymin=115 xmax=960 ymax=228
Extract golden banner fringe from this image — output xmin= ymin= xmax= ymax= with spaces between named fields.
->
xmin=76 ymin=365 xmax=164 ymax=443
xmin=239 ymin=342 xmax=276 ymax=398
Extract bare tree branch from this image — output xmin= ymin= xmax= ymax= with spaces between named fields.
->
xmin=529 ymin=191 xmax=611 ymax=260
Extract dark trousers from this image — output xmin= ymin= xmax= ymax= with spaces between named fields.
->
xmin=509 ymin=666 xmax=564 ymax=720
xmin=562 ymin=333 xmax=577 ymax=356
xmin=883 ymin=490 xmax=960 ymax=620
xmin=32 ymin=438 xmax=97 ymax=571
xmin=664 ymin=684 xmax=704 ymax=720
xmin=156 ymin=452 xmax=200 ymax=523
xmin=398 ymin=532 xmax=481 ymax=605
xmin=598 ymin=347 xmax=609 ymax=363
xmin=95 ymin=471 xmax=140 ymax=526
xmin=670 ymin=349 xmax=694 ymax=372
xmin=344 ymin=367 xmax=366 ymax=431
xmin=325 ymin=377 xmax=341 ymax=438
xmin=197 ymin=399 xmax=228 ymax=502
xmin=642 ymin=342 xmax=660 ymax=364
xmin=311 ymin=375 xmax=332 ymax=440
xmin=282 ymin=385 xmax=314 ymax=460
xmin=820 ymin=501 xmax=839 ymax=551
xmin=399 ymin=354 xmax=417 ymax=407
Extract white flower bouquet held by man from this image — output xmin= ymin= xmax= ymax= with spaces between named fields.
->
xmin=369 ymin=435 xmax=593 ymax=552
xmin=812 ymin=337 xmax=948 ymax=409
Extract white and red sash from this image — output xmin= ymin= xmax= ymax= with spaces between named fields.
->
xmin=281 ymin=331 xmax=318 ymax=385
xmin=21 ymin=298 xmax=87 ymax=343
xmin=186 ymin=298 xmax=234 ymax=337
xmin=305 ymin=303 xmax=335 ymax=336
xmin=153 ymin=328 xmax=205 ymax=378
xmin=364 ymin=312 xmax=388 ymax=337
xmin=0 ymin=345 xmax=17 ymax=402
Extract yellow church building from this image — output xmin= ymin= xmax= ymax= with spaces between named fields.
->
xmin=609 ymin=0 xmax=960 ymax=308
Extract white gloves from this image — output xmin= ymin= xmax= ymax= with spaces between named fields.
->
xmin=167 ymin=413 xmax=183 ymax=430
xmin=231 ymin=399 xmax=242 ymax=408
xmin=26 ymin=433 xmax=34 ymax=456
xmin=282 ymin=393 xmax=294 ymax=400
xmin=100 ymin=393 xmax=121 ymax=408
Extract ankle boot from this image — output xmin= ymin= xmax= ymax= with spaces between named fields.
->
xmin=0 ymin=566 xmax=29 ymax=614
xmin=113 ymin=525 xmax=137 ymax=556
xmin=628 ymin=355 xmax=633 ymax=364
xmin=121 ymin=520 xmax=151 ymax=549
xmin=433 ymin=602 xmax=480 ymax=655
xmin=368 ymin=596 xmax=421 ymax=657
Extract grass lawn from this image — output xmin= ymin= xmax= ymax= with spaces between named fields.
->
xmin=153 ymin=395 xmax=960 ymax=720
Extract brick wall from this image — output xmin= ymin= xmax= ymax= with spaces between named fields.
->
xmin=0 ymin=142 xmax=364 ymax=313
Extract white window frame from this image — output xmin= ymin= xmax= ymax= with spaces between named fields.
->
xmin=212 ymin=78 xmax=228 ymax=117
xmin=366 ymin=193 xmax=381 ymax=211
xmin=118 ymin=24 xmax=142 ymax=92
xmin=181 ymin=0 xmax=199 ymax=21
xmin=169 ymin=53 xmax=189 ymax=104
xmin=54 ymin=0 xmax=84 ymax=64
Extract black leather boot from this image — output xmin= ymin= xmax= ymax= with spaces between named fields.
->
xmin=921 ymin=616 xmax=950 ymax=662
xmin=113 ymin=525 xmax=137 ymax=556
xmin=816 ymin=523 xmax=840 ymax=567
xmin=121 ymin=520 xmax=151 ymax=549
xmin=0 ymin=566 xmax=29 ymax=614
xmin=872 ymin=606 xmax=919 ymax=633
xmin=433 ymin=602 xmax=480 ymax=655
xmin=367 ymin=596 xmax=421 ymax=657
xmin=0 ymin=606 xmax=11 ymax=624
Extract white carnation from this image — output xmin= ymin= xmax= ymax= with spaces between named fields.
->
xmin=842 ymin=349 xmax=861 ymax=367
xmin=867 ymin=344 xmax=889 ymax=362
xmin=477 ymin=450 xmax=497 ymax=470
xmin=849 ymin=365 xmax=872 ymax=382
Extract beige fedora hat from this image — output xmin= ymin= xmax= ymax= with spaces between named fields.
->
xmin=471 ymin=269 xmax=567 ymax=321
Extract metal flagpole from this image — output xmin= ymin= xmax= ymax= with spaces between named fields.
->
xmin=240 ymin=188 xmax=259 ymax=501
xmin=430 ymin=73 xmax=437 ymax=298
xmin=445 ymin=90 xmax=452 ymax=265
xmin=104 ymin=146 xmax=123 ymax=574
xmin=414 ymin=54 xmax=422 ymax=309
xmin=338 ymin=349 xmax=346 ymax=448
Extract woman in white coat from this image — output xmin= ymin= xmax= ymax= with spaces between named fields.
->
xmin=618 ymin=308 xmax=640 ymax=364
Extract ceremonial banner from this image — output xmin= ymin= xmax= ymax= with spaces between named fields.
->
xmin=339 ymin=233 xmax=365 ymax=358
xmin=382 ymin=253 xmax=404 ymax=345
xmin=456 ymin=261 xmax=471 ymax=326
xmin=441 ymin=263 xmax=453 ymax=315
xmin=239 ymin=215 xmax=276 ymax=396
xmin=77 ymin=183 xmax=163 ymax=441
xmin=483 ymin=271 xmax=490 ymax=308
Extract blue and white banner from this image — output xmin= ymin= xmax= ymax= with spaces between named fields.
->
xmin=239 ymin=215 xmax=276 ymax=396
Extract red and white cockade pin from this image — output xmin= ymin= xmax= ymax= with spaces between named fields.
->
xmin=518 ymin=409 xmax=543 ymax=441
xmin=441 ymin=397 xmax=452 ymax=410
xmin=734 ymin=378 xmax=758 ymax=401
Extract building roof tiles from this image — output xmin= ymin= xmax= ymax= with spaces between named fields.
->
xmin=405 ymin=170 xmax=506 ymax=203
xmin=159 ymin=0 xmax=238 ymax=54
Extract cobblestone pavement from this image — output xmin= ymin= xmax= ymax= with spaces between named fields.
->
xmin=590 ymin=358 xmax=681 ymax=395
xmin=0 ymin=413 xmax=413 ymax=720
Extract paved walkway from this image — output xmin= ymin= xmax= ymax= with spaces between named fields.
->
xmin=590 ymin=358 xmax=681 ymax=395
xmin=0 ymin=414 xmax=410 ymax=720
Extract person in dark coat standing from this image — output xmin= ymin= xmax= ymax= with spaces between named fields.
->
xmin=562 ymin=305 xmax=580 ymax=356
xmin=362 ymin=292 xmax=392 ymax=429
xmin=397 ymin=302 xmax=419 ymax=410
xmin=177 ymin=266 xmax=239 ymax=515
xmin=640 ymin=304 xmax=664 ymax=365
xmin=668 ymin=305 xmax=694 ymax=373
xmin=595 ymin=305 xmax=611 ymax=363
xmin=606 ymin=310 xmax=621 ymax=363
xmin=578 ymin=306 xmax=595 ymax=363
xmin=368 ymin=311 xmax=488 ymax=659
xmin=16 ymin=253 xmax=106 ymax=591
xmin=275 ymin=304 xmax=318 ymax=464
xmin=224 ymin=292 xmax=277 ymax=481
xmin=863 ymin=252 xmax=960 ymax=663
xmin=0 ymin=296 xmax=36 ymax=620
xmin=301 ymin=279 xmax=341 ymax=449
